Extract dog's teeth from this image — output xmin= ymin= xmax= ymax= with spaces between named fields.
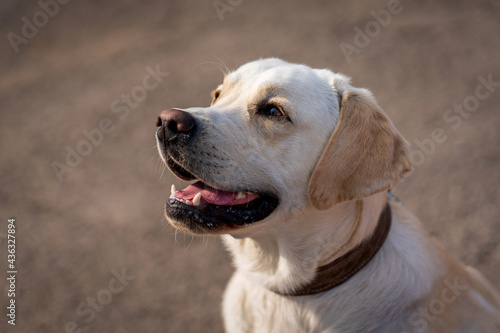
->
xmin=171 ymin=184 xmax=177 ymax=196
xmin=235 ymin=191 xmax=246 ymax=199
xmin=186 ymin=200 xmax=193 ymax=205
xmin=192 ymin=193 xmax=202 ymax=206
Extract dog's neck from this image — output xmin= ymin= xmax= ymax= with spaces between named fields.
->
xmin=222 ymin=191 xmax=389 ymax=294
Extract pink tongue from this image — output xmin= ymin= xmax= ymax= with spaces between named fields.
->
xmin=174 ymin=181 xmax=259 ymax=205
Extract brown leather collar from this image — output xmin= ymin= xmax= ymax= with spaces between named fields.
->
xmin=274 ymin=202 xmax=392 ymax=296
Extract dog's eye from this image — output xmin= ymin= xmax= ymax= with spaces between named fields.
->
xmin=211 ymin=89 xmax=221 ymax=104
xmin=260 ymin=104 xmax=285 ymax=118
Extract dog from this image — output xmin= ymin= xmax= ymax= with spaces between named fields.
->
xmin=155 ymin=58 xmax=500 ymax=332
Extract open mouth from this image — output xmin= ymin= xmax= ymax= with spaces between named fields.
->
xmin=164 ymin=156 xmax=279 ymax=233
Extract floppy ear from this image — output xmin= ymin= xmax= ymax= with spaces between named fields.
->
xmin=308 ymin=87 xmax=412 ymax=210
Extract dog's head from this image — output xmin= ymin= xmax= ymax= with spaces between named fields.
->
xmin=156 ymin=58 xmax=411 ymax=234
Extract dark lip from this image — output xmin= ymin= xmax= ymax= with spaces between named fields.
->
xmin=166 ymin=155 xmax=197 ymax=181
xmin=165 ymin=193 xmax=279 ymax=234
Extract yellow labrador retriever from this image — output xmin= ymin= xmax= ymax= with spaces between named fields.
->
xmin=155 ymin=58 xmax=500 ymax=332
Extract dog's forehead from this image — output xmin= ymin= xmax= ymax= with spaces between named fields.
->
xmin=232 ymin=58 xmax=293 ymax=77
xmin=224 ymin=59 xmax=326 ymax=97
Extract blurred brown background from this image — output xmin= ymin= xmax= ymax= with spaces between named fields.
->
xmin=1 ymin=0 xmax=499 ymax=332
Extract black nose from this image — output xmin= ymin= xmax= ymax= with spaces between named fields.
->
xmin=156 ymin=109 xmax=196 ymax=142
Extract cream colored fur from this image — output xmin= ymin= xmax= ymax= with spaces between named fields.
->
xmin=162 ymin=58 xmax=500 ymax=332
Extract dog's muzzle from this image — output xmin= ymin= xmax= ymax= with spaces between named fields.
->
xmin=156 ymin=109 xmax=279 ymax=234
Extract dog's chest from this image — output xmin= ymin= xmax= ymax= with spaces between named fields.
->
xmin=223 ymin=271 xmax=400 ymax=333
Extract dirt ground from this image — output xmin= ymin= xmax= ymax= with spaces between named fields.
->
xmin=0 ymin=0 xmax=499 ymax=332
